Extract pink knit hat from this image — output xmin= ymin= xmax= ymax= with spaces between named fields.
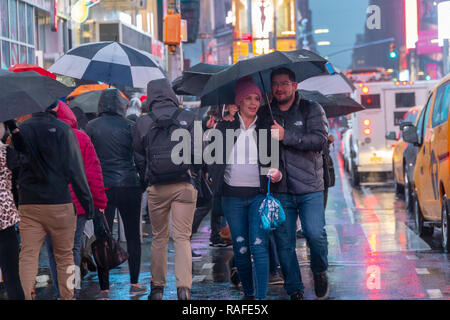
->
xmin=234 ymin=76 xmax=262 ymax=106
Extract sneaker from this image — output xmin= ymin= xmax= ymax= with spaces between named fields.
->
xmin=290 ymin=291 xmax=304 ymax=300
xmin=148 ymin=285 xmax=164 ymax=300
xmin=313 ymin=272 xmax=329 ymax=299
xmin=130 ymin=284 xmax=147 ymax=295
xmin=191 ymin=249 xmax=202 ymax=260
xmin=209 ymin=237 xmax=232 ymax=247
xmin=96 ymin=290 xmax=110 ymax=300
xmin=177 ymin=287 xmax=191 ymax=300
xmin=269 ymin=271 xmax=284 ymax=285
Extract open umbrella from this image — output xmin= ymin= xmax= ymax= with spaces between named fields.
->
xmin=67 ymin=83 xmax=128 ymax=101
xmin=173 ymin=63 xmax=230 ymax=96
xmin=48 ymin=41 xmax=167 ymax=88
xmin=9 ymin=63 xmax=57 ymax=79
xmin=0 ymin=71 xmax=71 ymax=122
xmin=68 ymin=89 xmax=129 ymax=114
xmin=298 ymin=72 xmax=355 ymax=95
xmin=298 ymin=90 xmax=364 ymax=118
xmin=0 ymin=69 xmax=12 ymax=76
xmin=197 ymin=49 xmax=331 ymax=119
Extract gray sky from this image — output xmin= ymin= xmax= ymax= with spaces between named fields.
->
xmin=309 ymin=0 xmax=369 ymax=71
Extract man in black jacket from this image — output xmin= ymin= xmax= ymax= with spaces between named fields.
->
xmin=133 ymin=78 xmax=198 ymax=300
xmin=17 ymin=102 xmax=94 ymax=300
xmin=264 ymin=67 xmax=329 ymax=300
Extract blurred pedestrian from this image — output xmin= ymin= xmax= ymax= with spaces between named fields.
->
xmin=0 ymin=121 xmax=26 ymax=300
xmin=17 ymin=101 xmax=94 ymax=300
xmin=126 ymin=97 xmax=142 ymax=122
xmin=86 ymin=89 xmax=145 ymax=300
xmin=44 ymin=101 xmax=108 ymax=299
xmin=134 ymin=78 xmax=198 ymax=300
xmin=207 ymin=76 xmax=282 ymax=300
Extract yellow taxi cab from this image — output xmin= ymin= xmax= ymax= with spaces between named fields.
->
xmin=392 ymin=106 xmax=423 ymax=198
xmin=402 ymin=74 xmax=450 ymax=252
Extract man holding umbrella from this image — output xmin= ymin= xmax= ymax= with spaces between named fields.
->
xmin=265 ymin=67 xmax=330 ymax=300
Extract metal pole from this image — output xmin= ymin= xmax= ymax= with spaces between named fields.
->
xmin=247 ymin=0 xmax=253 ymax=55
xmin=444 ymin=39 xmax=449 ymax=75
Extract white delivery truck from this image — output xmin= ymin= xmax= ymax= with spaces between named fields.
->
xmin=344 ymin=79 xmax=438 ymax=186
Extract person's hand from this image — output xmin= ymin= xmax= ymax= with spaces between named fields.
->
xmin=4 ymin=120 xmax=19 ymax=134
xmin=267 ymin=168 xmax=282 ymax=183
xmin=205 ymin=172 xmax=212 ymax=186
xmin=206 ymin=116 xmax=216 ymax=128
xmin=222 ymin=114 xmax=235 ymax=122
xmin=271 ymin=120 xmax=284 ymax=141
xmin=328 ymin=135 xmax=335 ymax=143
xmin=98 ymin=208 xmax=105 ymax=214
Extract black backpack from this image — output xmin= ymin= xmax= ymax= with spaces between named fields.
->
xmin=300 ymin=99 xmax=335 ymax=188
xmin=146 ymin=109 xmax=192 ymax=185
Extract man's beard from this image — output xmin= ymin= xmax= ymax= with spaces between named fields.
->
xmin=276 ymin=92 xmax=295 ymax=105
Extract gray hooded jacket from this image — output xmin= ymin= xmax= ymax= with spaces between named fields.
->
xmin=133 ymin=78 xmax=197 ymax=188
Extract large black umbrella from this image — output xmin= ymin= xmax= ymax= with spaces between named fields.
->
xmin=299 ymin=90 xmax=365 ymax=118
xmin=0 ymin=71 xmax=71 ymax=122
xmin=198 ymin=49 xmax=331 ymax=118
xmin=172 ymin=63 xmax=230 ymax=96
xmin=68 ymin=89 xmax=129 ymax=113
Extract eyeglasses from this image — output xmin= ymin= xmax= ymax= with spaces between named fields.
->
xmin=271 ymin=81 xmax=293 ymax=88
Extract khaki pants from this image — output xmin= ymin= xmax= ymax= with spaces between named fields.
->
xmin=147 ymin=182 xmax=197 ymax=289
xmin=18 ymin=204 xmax=76 ymax=300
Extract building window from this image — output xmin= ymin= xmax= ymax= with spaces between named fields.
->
xmin=10 ymin=0 xmax=17 ymax=40
xmin=27 ymin=5 xmax=34 ymax=45
xmin=1 ymin=40 xmax=10 ymax=68
xmin=18 ymin=1 xmax=25 ymax=43
xmin=1 ymin=0 xmax=9 ymax=38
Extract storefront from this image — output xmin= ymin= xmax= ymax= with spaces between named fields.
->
xmin=0 ymin=0 xmax=37 ymax=68
xmin=72 ymin=0 xmax=159 ymax=54
xmin=231 ymin=0 xmax=297 ymax=63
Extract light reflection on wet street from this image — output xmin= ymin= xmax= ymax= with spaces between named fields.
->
xmin=4 ymin=140 xmax=449 ymax=300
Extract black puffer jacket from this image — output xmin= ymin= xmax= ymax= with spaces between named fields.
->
xmin=86 ymin=89 xmax=140 ymax=188
xmin=17 ymin=111 xmax=94 ymax=217
xmin=133 ymin=78 xmax=197 ymax=188
xmin=260 ymin=92 xmax=328 ymax=195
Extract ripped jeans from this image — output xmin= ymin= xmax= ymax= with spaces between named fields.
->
xmin=222 ymin=194 xmax=269 ymax=299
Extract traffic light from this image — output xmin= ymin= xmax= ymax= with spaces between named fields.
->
xmin=389 ymin=42 xmax=398 ymax=59
xmin=164 ymin=10 xmax=182 ymax=47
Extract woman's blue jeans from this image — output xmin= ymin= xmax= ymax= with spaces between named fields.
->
xmin=222 ymin=194 xmax=269 ymax=299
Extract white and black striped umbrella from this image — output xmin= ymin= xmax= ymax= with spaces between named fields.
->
xmin=49 ymin=41 xmax=166 ymax=89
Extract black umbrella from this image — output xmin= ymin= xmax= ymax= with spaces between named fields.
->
xmin=68 ymin=89 xmax=129 ymax=113
xmin=198 ymin=49 xmax=331 ymax=119
xmin=0 ymin=69 xmax=12 ymax=76
xmin=172 ymin=63 xmax=230 ymax=96
xmin=298 ymin=90 xmax=365 ymax=118
xmin=0 ymin=71 xmax=71 ymax=122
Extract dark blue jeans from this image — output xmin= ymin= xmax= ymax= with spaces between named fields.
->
xmin=272 ymin=192 xmax=328 ymax=295
xmin=222 ymin=194 xmax=269 ymax=299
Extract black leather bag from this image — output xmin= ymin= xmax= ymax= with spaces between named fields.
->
xmin=91 ymin=212 xmax=129 ymax=270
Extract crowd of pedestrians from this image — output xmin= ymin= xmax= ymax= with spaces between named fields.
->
xmin=0 ymin=66 xmax=332 ymax=300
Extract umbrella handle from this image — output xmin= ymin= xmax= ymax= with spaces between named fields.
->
xmin=258 ymin=72 xmax=274 ymax=122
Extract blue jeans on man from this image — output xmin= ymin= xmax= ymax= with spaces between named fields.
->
xmin=222 ymin=194 xmax=269 ymax=299
xmin=272 ymin=191 xmax=328 ymax=296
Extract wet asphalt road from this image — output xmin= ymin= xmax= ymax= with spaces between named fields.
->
xmin=1 ymin=131 xmax=449 ymax=300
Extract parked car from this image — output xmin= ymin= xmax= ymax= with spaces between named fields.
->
xmin=390 ymin=106 xmax=423 ymax=210
xmin=402 ymin=74 xmax=450 ymax=252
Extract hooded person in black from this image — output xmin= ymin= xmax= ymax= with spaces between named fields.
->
xmin=16 ymin=102 xmax=94 ymax=300
xmin=86 ymin=88 xmax=146 ymax=299
xmin=133 ymin=78 xmax=198 ymax=300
